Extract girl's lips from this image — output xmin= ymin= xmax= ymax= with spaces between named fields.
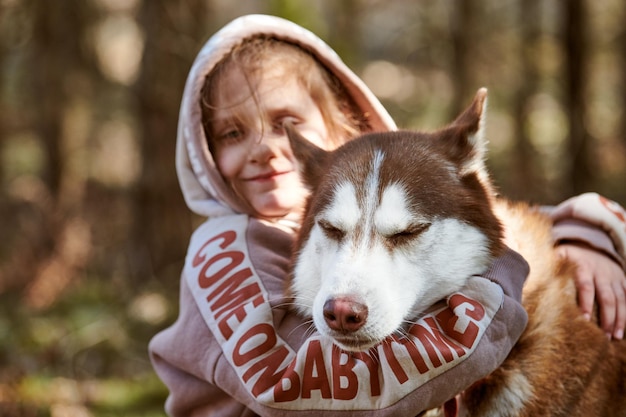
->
xmin=246 ymin=170 xmax=291 ymax=181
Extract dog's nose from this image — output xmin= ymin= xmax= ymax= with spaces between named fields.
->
xmin=323 ymin=297 xmax=368 ymax=332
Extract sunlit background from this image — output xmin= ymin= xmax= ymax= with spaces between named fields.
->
xmin=1 ymin=0 xmax=625 ymax=415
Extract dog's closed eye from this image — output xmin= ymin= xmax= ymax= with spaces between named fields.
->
xmin=386 ymin=223 xmax=430 ymax=245
xmin=318 ymin=220 xmax=345 ymax=241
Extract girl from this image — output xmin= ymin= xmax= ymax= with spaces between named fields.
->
xmin=150 ymin=14 xmax=626 ymax=416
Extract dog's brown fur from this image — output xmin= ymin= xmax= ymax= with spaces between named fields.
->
xmin=289 ymin=88 xmax=625 ymax=416
xmin=453 ymin=198 xmax=626 ymax=416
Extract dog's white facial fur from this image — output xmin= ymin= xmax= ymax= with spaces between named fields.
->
xmin=287 ymin=88 xmax=503 ymax=351
xmin=291 ymin=163 xmax=491 ymax=351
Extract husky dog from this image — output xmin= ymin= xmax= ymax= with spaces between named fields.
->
xmin=286 ymin=89 xmax=626 ymax=416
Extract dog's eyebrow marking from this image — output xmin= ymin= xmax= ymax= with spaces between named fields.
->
xmin=324 ymin=182 xmax=360 ymax=230
xmin=367 ymin=150 xmax=384 ymax=199
xmin=321 ymin=150 xmax=384 ymax=246
xmin=375 ymin=183 xmax=416 ymax=235
xmin=360 ymin=150 xmax=385 ymax=246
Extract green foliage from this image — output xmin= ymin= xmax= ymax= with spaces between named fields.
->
xmin=0 ymin=276 xmax=171 ymax=415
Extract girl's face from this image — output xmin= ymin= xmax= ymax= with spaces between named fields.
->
xmin=210 ymin=67 xmax=329 ymax=218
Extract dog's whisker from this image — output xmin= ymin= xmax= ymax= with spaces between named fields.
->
xmin=295 ymin=322 xmax=319 ymax=345
xmin=370 ymin=351 xmax=382 ymax=366
xmin=272 ymin=300 xmax=307 ymax=310
xmin=271 ymin=294 xmax=315 ymax=311
xmin=286 ymin=319 xmax=317 ymax=341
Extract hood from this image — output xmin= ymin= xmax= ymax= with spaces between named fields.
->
xmin=176 ymin=14 xmax=397 ymax=218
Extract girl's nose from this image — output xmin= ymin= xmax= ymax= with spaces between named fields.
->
xmin=248 ymin=132 xmax=281 ymax=163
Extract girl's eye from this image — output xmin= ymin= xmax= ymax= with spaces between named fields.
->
xmin=217 ymin=127 xmax=244 ymax=143
xmin=274 ymin=116 xmax=300 ymax=133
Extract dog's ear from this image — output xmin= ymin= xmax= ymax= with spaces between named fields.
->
xmin=439 ymin=88 xmax=489 ymax=179
xmin=284 ymin=122 xmax=329 ymax=190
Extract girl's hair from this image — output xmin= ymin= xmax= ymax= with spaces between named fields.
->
xmin=200 ymin=36 xmax=370 ymax=151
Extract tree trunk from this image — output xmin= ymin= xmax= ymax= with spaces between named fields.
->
xmin=510 ymin=0 xmax=543 ymax=201
xmin=562 ymin=0 xmax=593 ymax=195
xmin=2 ymin=0 xmax=95 ymax=306
xmin=31 ymin=0 xmax=66 ymax=197
xmin=132 ymin=1 xmax=210 ymax=286
xmin=449 ymin=0 xmax=474 ymax=118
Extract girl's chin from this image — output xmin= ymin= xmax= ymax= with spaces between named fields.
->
xmin=252 ymin=193 xmax=304 ymax=219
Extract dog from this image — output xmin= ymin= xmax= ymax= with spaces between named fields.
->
xmin=286 ymin=89 xmax=626 ymax=416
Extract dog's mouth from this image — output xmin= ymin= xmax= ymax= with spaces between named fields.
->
xmin=332 ymin=335 xmax=379 ymax=352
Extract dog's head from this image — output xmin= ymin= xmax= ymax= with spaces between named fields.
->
xmin=287 ymin=88 xmax=505 ymax=351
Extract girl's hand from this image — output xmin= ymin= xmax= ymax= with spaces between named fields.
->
xmin=556 ymin=243 xmax=626 ymax=340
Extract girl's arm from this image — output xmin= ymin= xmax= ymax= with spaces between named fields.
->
xmin=548 ymin=193 xmax=626 ymax=340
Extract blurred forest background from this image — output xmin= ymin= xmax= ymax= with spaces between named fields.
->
xmin=1 ymin=0 xmax=625 ymax=415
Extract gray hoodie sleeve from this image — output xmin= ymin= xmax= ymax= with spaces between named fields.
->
xmin=547 ymin=193 xmax=626 ymax=269
xmin=149 ymin=278 xmax=259 ymax=417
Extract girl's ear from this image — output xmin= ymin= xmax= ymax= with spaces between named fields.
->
xmin=284 ymin=122 xmax=329 ymax=190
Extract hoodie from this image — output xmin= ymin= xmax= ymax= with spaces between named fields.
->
xmin=149 ymin=14 xmax=626 ymax=417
